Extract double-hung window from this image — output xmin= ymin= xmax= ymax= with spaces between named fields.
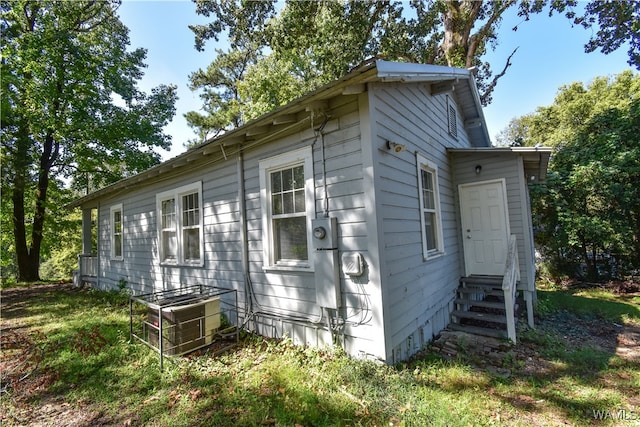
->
xmin=156 ymin=182 xmax=203 ymax=266
xmin=417 ymin=154 xmax=444 ymax=259
xmin=110 ymin=203 xmax=123 ymax=260
xmin=259 ymin=146 xmax=314 ymax=269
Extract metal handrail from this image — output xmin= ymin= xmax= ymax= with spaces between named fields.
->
xmin=502 ymin=235 xmax=519 ymax=343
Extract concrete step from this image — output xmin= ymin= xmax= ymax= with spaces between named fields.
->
xmin=451 ymin=310 xmax=508 ymax=324
xmin=454 ymin=298 xmax=506 ymax=310
xmin=447 ymin=323 xmax=507 ymax=339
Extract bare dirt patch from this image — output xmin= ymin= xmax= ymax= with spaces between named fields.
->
xmin=431 ymin=312 xmax=640 ymax=371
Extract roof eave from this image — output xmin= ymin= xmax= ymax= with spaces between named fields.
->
xmin=448 ymin=146 xmax=553 ymax=181
xmin=69 ymin=60 xmax=494 ymax=208
xmin=67 ymin=62 xmax=381 ymax=209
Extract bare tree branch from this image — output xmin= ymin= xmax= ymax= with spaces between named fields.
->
xmin=481 ymin=46 xmax=518 ymax=105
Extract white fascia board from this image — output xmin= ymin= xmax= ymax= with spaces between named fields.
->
xmin=375 ymin=60 xmax=471 ymax=82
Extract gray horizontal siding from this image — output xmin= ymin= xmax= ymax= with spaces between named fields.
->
xmin=370 ymin=81 xmax=473 ymax=360
xmin=451 ymin=152 xmax=535 ymax=293
xmin=86 ymin=81 xmax=494 ymax=363
xmin=94 ymin=157 xmax=245 ymax=295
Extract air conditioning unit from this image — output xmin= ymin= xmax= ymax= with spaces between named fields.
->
xmin=147 ymin=297 xmax=221 ymax=356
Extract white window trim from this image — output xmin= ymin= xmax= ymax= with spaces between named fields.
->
xmin=259 ymin=146 xmax=315 ymax=271
xmin=155 ymin=181 xmax=204 ymax=267
xmin=110 ymin=203 xmax=123 ymax=261
xmin=417 ymin=153 xmax=445 ymax=260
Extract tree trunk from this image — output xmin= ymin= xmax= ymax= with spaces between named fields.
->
xmin=13 ymin=126 xmax=56 ymax=282
xmin=12 ymin=131 xmax=40 ymax=282
xmin=26 ymin=132 xmax=55 ymax=281
xmin=12 ymin=175 xmax=37 ymax=282
xmin=631 ymin=206 xmax=640 ymax=269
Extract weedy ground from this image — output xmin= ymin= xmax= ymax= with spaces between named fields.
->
xmin=1 ymin=280 xmax=638 ymax=426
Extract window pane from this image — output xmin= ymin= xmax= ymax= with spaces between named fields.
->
xmin=274 ymin=216 xmax=308 ymax=261
xmin=282 ymin=168 xmax=293 ymax=191
xmin=162 ymin=199 xmax=175 ymax=228
xmin=422 ymin=170 xmax=435 ymax=210
xmin=294 ymin=189 xmax=305 ymax=212
xmin=272 ymin=194 xmax=282 ymax=215
xmin=114 ymin=234 xmax=122 ymax=257
xmin=422 ymin=170 xmax=433 ymax=191
xmin=271 ymin=170 xmax=282 ymax=193
xmin=162 ymin=230 xmax=177 ymax=260
xmin=423 ymin=189 xmax=435 ymax=210
xmin=283 ymin=191 xmax=294 ymax=214
xmin=183 ymin=229 xmax=200 ymax=260
xmin=424 ymin=212 xmax=436 ymax=250
xmin=182 ymin=193 xmax=199 ymax=226
xmin=114 ymin=211 xmax=122 ymax=233
xmin=271 ymin=165 xmax=305 ymax=216
xmin=293 ymin=165 xmax=304 ymax=189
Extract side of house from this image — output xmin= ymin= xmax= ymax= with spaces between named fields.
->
xmin=71 ymin=61 xmax=538 ymax=363
xmin=84 ymin=88 xmax=394 ymax=360
xmin=364 ymin=80 xmax=487 ymax=362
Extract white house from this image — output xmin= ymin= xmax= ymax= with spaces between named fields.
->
xmin=69 ymin=60 xmax=551 ymax=363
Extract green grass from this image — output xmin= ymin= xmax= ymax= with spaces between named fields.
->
xmin=1 ymin=283 xmax=639 ymax=426
xmin=536 ymin=287 xmax=640 ymax=323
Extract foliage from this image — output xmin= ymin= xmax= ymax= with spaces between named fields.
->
xmin=1 ymin=0 xmax=177 ymax=280
xmin=2 ymin=284 xmax=639 ymax=426
xmin=184 ymin=47 xmax=256 ymax=144
xmin=506 ymin=71 xmax=640 ymax=280
xmin=0 ymin=163 xmax=80 ymax=282
xmin=187 ymin=0 xmax=638 ymax=142
xmin=185 ymin=0 xmax=530 ymax=139
xmin=580 ymin=0 xmax=640 ymax=69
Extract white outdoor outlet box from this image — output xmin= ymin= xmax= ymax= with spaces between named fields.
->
xmin=342 ymin=252 xmax=364 ymax=276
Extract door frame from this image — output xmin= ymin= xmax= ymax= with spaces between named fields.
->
xmin=458 ymin=178 xmax=511 ymax=277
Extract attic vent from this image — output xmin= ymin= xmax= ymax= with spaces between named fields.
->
xmin=447 ymin=96 xmax=458 ymax=139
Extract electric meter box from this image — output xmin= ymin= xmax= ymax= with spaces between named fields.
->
xmin=312 ymin=217 xmax=340 ymax=309
xmin=312 ymin=217 xmax=337 ymax=250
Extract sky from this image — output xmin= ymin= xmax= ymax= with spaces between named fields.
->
xmin=116 ymin=1 xmax=634 ymax=160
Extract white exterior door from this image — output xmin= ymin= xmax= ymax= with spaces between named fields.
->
xmin=459 ymin=179 xmax=510 ymax=276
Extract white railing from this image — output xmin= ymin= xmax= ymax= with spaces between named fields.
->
xmin=78 ymin=254 xmax=97 ymax=279
xmin=501 ymin=235 xmax=520 ymax=343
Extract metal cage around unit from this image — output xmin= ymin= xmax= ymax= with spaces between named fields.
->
xmin=129 ymin=285 xmax=239 ymax=369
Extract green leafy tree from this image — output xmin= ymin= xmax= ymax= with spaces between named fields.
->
xmin=1 ymin=0 xmax=177 ymax=281
xmin=187 ymin=0 xmax=638 ymax=141
xmin=517 ymin=72 xmax=640 ymax=280
xmin=579 ymin=0 xmax=640 ymax=69
xmin=187 ymin=0 xmax=527 ymax=139
xmin=186 ymin=0 xmax=275 ymax=144
xmin=185 ymin=46 xmax=259 ymax=144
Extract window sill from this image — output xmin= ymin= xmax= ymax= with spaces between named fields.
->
xmin=262 ymin=265 xmax=314 ymax=274
xmin=423 ymin=251 xmax=445 ymax=262
xmin=160 ymin=261 xmax=204 ymax=268
xmin=110 ymin=257 xmax=124 ymax=262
